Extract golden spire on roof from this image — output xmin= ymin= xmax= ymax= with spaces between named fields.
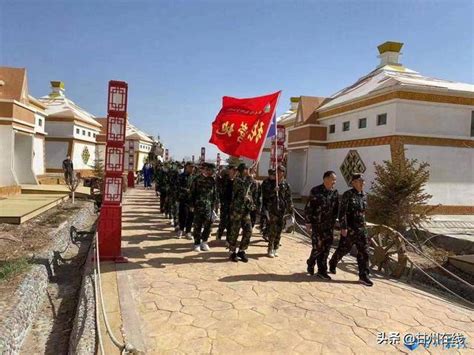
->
xmin=377 ymin=41 xmax=404 ymax=54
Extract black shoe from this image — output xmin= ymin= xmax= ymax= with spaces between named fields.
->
xmin=359 ymin=275 xmax=373 ymax=287
xmin=237 ymin=251 xmax=249 ymax=263
xmin=230 ymin=252 xmax=239 ymax=262
xmin=329 ymin=266 xmax=337 ymax=274
xmin=306 ymin=260 xmax=315 ymax=276
xmin=316 ymin=272 xmax=332 ymax=280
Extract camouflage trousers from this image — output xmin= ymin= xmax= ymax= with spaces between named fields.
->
xmin=178 ymin=201 xmax=193 ymax=233
xmin=329 ymin=228 xmax=370 ymax=277
xmin=165 ymin=195 xmax=178 ymax=222
xmin=267 ymin=214 xmax=284 ymax=251
xmin=217 ymin=203 xmax=231 ymax=240
xmin=159 ymin=190 xmax=167 ymax=213
xmin=192 ymin=210 xmax=212 ymax=245
xmin=228 ymin=212 xmax=253 ymax=252
xmin=307 ymin=226 xmax=334 ymax=273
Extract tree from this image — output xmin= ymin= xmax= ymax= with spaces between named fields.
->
xmin=92 ymin=157 xmax=105 ymax=181
xmin=367 ymin=157 xmax=435 ymax=233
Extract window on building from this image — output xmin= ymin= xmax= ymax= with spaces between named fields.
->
xmin=343 ymin=121 xmax=350 ymax=132
xmin=377 ymin=113 xmax=387 ymax=126
xmin=82 ymin=129 xmax=86 ymax=135
xmin=76 ymin=128 xmax=80 ymax=134
xmin=88 ymin=131 xmax=91 ymax=137
xmin=471 ymin=111 xmax=474 ymax=137
xmin=93 ymin=133 xmax=96 ymax=138
xmin=38 ymin=118 xmax=43 ymax=127
xmin=329 ymin=124 xmax=335 ymax=134
xmin=358 ymin=118 xmax=367 ymax=129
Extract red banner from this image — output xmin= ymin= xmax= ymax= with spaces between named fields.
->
xmin=209 ymin=91 xmax=280 ymax=160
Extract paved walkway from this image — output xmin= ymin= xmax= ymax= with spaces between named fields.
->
xmin=113 ymin=187 xmax=473 ymax=354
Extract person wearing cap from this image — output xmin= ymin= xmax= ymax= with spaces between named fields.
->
xmin=329 ymin=173 xmax=373 ymax=286
xmin=264 ymin=165 xmax=294 ymax=258
xmin=189 ymin=162 xmax=217 ymax=252
xmin=216 ymin=165 xmax=237 ymax=241
xmin=304 ymin=171 xmax=339 ymax=279
xmin=177 ymin=162 xmax=195 ymax=239
xmin=228 ymin=162 xmax=258 ymax=262
xmin=260 ymin=168 xmax=276 ymax=241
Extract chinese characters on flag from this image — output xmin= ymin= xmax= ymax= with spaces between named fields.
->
xmin=209 ymin=91 xmax=281 ymax=160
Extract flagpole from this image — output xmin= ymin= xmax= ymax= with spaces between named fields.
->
xmin=253 ymin=91 xmax=282 ymax=171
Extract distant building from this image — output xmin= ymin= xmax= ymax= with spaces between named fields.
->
xmin=96 ymin=118 xmax=158 ymax=172
xmin=0 ymin=67 xmax=47 ymax=189
xmin=286 ymin=41 xmax=474 ymax=214
xmin=38 ymin=81 xmax=102 ymax=176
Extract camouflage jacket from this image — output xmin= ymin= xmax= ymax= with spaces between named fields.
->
xmin=260 ymin=178 xmax=275 ymax=211
xmin=154 ymin=168 xmax=168 ymax=192
xmin=167 ymin=169 xmax=180 ymax=198
xmin=217 ymin=175 xmax=234 ymax=205
xmin=231 ymin=175 xmax=258 ymax=215
xmin=304 ymin=184 xmax=339 ymax=229
xmin=190 ymin=174 xmax=216 ymax=214
xmin=177 ymin=172 xmax=193 ymax=202
xmin=339 ymin=188 xmax=367 ymax=232
xmin=262 ymin=179 xmax=293 ymax=217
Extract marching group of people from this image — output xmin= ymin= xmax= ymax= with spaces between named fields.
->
xmin=144 ymin=160 xmax=374 ymax=287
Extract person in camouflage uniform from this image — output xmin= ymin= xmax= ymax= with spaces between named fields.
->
xmin=166 ymin=162 xmax=180 ymax=227
xmin=154 ymin=163 xmax=168 ymax=214
xmin=250 ymin=170 xmax=261 ymax=228
xmin=329 ymin=173 xmax=373 ymax=286
xmin=304 ymin=171 xmax=339 ymax=279
xmin=177 ymin=162 xmax=195 ymax=239
xmin=260 ymin=168 xmax=276 ymax=241
xmin=228 ymin=163 xmax=258 ymax=262
xmin=189 ymin=162 xmax=217 ymax=252
xmin=216 ymin=165 xmax=237 ymax=241
xmin=264 ymin=166 xmax=293 ymax=258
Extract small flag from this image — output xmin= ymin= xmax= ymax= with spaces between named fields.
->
xmin=267 ymin=113 xmax=277 ymax=138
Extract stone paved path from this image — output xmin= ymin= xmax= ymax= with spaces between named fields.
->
xmin=116 ymin=187 xmax=474 ymax=354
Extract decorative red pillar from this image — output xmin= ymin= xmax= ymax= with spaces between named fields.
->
xmin=164 ymin=149 xmax=169 ymax=162
xmin=98 ymin=80 xmax=128 ymax=262
xmin=127 ymin=140 xmax=135 ymax=188
xmin=270 ymin=125 xmax=286 ymax=169
xmin=216 ymin=153 xmax=221 ymax=168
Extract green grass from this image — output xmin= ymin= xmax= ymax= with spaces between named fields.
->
xmin=0 ymin=258 xmax=31 ymax=281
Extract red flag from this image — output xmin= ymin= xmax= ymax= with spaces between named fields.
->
xmin=209 ymin=91 xmax=281 ymax=160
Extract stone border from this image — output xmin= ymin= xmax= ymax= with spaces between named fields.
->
xmin=0 ymin=201 xmax=95 ymax=354
xmin=68 ymin=239 xmax=97 ymax=354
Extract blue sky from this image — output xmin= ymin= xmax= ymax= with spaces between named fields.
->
xmin=1 ymin=0 xmax=473 ymax=160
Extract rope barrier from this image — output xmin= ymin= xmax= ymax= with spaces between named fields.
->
xmin=93 ymin=234 xmax=142 ymax=354
xmin=290 ymin=205 xmax=473 ymax=306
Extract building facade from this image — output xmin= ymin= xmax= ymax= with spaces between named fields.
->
xmin=287 ymin=42 xmax=474 ymax=213
xmin=0 ymin=67 xmax=47 ymax=190
xmin=39 ymin=81 xmax=102 ymax=177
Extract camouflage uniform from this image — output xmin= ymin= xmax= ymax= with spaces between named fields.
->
xmin=250 ymin=182 xmax=261 ymax=227
xmin=265 ymin=179 xmax=293 ymax=253
xmin=305 ymin=184 xmax=339 ymax=274
xmin=228 ymin=175 xmax=257 ymax=252
xmin=166 ymin=167 xmax=179 ymax=224
xmin=329 ymin=188 xmax=369 ymax=278
xmin=178 ymin=170 xmax=194 ymax=233
xmin=260 ymin=176 xmax=275 ymax=239
xmin=190 ymin=173 xmax=216 ymax=246
xmin=155 ymin=166 xmax=168 ymax=213
xmin=216 ymin=172 xmax=234 ymax=240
